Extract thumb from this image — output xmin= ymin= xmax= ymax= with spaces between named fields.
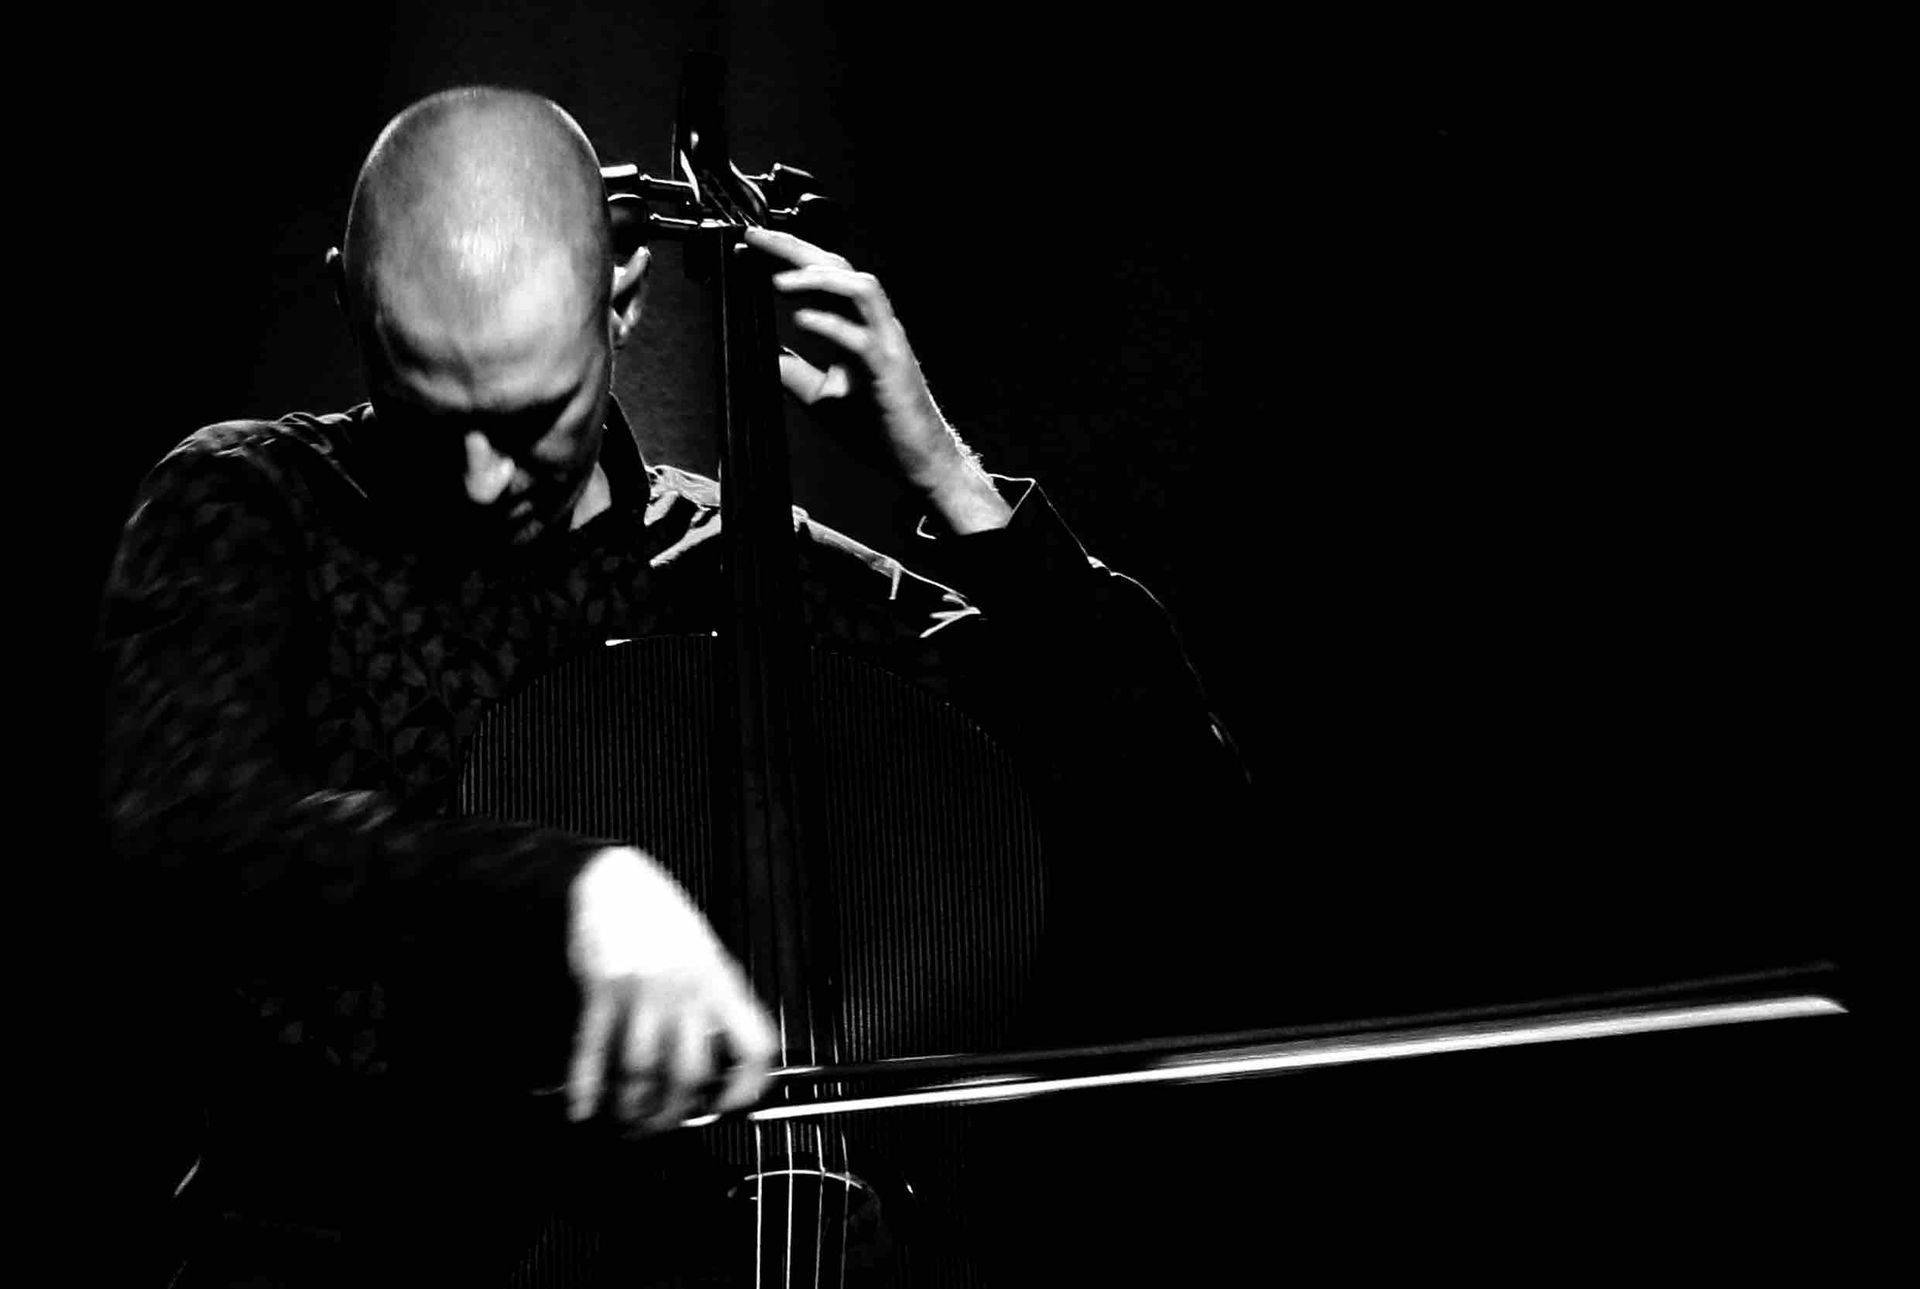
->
xmin=777 ymin=349 xmax=825 ymax=405
xmin=778 ymin=348 xmax=853 ymax=406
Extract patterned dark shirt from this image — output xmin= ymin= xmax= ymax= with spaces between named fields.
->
xmin=98 ymin=399 xmax=1242 ymax=1265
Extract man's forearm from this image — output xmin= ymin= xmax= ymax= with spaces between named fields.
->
xmin=920 ymin=453 xmax=1015 ymax=536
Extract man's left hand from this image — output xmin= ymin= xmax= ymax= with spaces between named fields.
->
xmin=744 ymin=225 xmax=1010 ymax=534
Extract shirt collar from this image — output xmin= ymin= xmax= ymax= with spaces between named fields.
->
xmin=596 ymin=394 xmax=649 ymax=516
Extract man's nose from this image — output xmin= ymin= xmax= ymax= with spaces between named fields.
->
xmin=464 ymin=431 xmax=520 ymax=506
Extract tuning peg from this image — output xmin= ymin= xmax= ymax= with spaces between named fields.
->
xmin=744 ymin=162 xmax=819 ymax=210
xmin=772 ymin=192 xmax=848 ymax=251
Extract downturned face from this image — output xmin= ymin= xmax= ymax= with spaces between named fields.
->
xmin=364 ymin=254 xmax=612 ymax=552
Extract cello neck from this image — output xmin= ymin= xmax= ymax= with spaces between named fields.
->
xmin=668 ymin=49 xmax=847 ymax=1069
xmin=709 ymin=218 xmax=838 ymax=1044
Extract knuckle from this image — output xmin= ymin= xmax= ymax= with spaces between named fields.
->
xmin=730 ymin=1032 xmax=766 ymax=1063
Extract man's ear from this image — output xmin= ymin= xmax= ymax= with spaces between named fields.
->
xmin=325 ymin=247 xmax=347 ymax=312
xmin=325 ymin=247 xmax=360 ymax=351
xmin=610 ymin=244 xmax=651 ymax=350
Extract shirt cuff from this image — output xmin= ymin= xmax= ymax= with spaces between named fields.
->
xmin=909 ymin=475 xmax=1101 ymax=610
xmin=911 ymin=474 xmax=1034 ymax=542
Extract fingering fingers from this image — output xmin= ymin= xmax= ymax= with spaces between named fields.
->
xmin=743 ymin=224 xmax=849 ymax=271
xmin=770 ymin=266 xmax=892 ymax=326
xmin=793 ymin=309 xmax=871 ymax=359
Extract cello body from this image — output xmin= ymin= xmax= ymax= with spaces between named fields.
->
xmin=459 ymin=635 xmax=1054 ymax=1286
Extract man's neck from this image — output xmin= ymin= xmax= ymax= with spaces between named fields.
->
xmin=570 ymin=460 xmax=613 ymax=530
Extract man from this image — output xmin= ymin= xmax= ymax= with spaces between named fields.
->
xmin=101 ymin=87 xmax=1245 ymax=1284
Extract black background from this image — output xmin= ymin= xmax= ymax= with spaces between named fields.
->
xmin=32 ymin=0 xmax=1878 ymax=1277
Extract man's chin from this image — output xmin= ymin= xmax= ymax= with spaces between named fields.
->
xmin=406 ymin=512 xmax=562 ymax=565
xmin=463 ymin=517 xmax=558 ymax=559
xmin=498 ymin=506 xmax=585 ymax=554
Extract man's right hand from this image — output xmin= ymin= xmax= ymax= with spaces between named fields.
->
xmin=567 ymin=845 xmax=777 ymax=1132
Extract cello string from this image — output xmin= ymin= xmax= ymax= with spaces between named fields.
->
xmin=802 ymin=996 xmax=822 ymax=1288
xmin=813 ymin=1120 xmax=826 ymax=1289
xmin=828 ymin=689 xmax=854 ymax=1289
xmin=815 ymin=764 xmax=846 ymax=1289
xmin=832 ymin=1103 xmax=850 ymax=1289
xmin=753 ymin=1083 xmax=767 ymax=1289
xmin=796 ymin=959 xmax=824 ymax=1288
xmin=811 ymin=1026 xmax=829 ymax=1286
xmin=784 ymin=934 xmax=803 ymax=1289
xmin=822 ymin=931 xmax=849 ymax=1289
xmin=793 ymin=748 xmax=828 ymax=1289
xmin=784 ymin=1119 xmax=799 ymax=1289
xmin=764 ymin=1006 xmax=793 ymax=1289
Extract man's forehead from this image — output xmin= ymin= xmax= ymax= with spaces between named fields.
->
xmin=372 ymin=262 xmax=601 ymax=412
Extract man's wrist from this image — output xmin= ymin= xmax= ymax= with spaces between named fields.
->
xmin=917 ymin=445 xmax=1012 ymax=535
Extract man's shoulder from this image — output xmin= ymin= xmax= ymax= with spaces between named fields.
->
xmin=143 ymin=409 xmax=365 ymax=502
xmin=166 ymin=409 xmax=356 ymax=464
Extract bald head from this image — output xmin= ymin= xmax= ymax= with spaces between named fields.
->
xmin=342 ymin=87 xmax=612 ymax=345
xmin=335 ymin=89 xmax=643 ymax=553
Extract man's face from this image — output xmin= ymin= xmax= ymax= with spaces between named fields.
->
xmin=363 ymin=254 xmax=611 ymax=552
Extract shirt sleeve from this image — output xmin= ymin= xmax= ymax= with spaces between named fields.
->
xmin=907 ymin=474 xmax=1248 ymax=791
xmin=97 ymin=443 xmax=608 ymax=982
